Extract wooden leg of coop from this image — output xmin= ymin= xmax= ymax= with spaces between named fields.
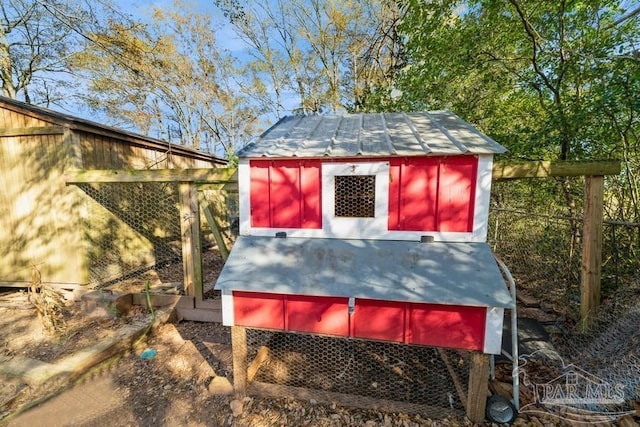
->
xmin=231 ymin=326 xmax=248 ymax=397
xmin=466 ymin=352 xmax=489 ymax=423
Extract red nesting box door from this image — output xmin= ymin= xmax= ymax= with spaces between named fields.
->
xmin=231 ymin=291 xmax=488 ymax=352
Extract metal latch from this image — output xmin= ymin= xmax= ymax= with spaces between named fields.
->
xmin=348 ymin=297 xmax=355 ymax=315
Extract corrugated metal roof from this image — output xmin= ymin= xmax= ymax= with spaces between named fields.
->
xmin=239 ymin=111 xmax=506 ymax=158
xmin=215 ymin=236 xmax=514 ymax=308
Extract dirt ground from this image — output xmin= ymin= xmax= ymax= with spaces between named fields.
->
xmin=1 ymin=243 xmax=638 ymax=426
xmin=0 ymin=289 xmax=478 ymax=427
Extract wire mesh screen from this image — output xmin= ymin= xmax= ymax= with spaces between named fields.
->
xmin=489 ymin=207 xmax=583 ymax=314
xmin=335 ymin=175 xmax=376 ymax=218
xmin=488 ymin=179 xmax=640 ymax=418
xmin=75 ymin=182 xmax=235 ymax=291
xmin=245 ymin=329 xmax=469 ymax=417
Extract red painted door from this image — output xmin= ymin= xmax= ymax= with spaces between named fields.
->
xmin=233 ymin=291 xmax=285 ymax=330
xmin=408 ymin=303 xmax=486 ymax=351
xmin=437 ymin=157 xmax=477 ymax=232
xmin=286 ymin=295 xmax=349 ymax=335
xmin=353 ymin=299 xmax=406 ymax=342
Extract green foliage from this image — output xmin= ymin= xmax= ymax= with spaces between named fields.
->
xmin=214 ymin=0 xmax=406 ymax=115
xmin=396 ymin=1 xmax=639 ymax=158
xmin=0 ymin=0 xmax=98 ymax=105
xmin=72 ymin=1 xmax=260 ymax=156
xmin=395 ymin=0 xmax=640 ymax=223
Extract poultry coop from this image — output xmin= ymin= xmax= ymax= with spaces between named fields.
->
xmin=215 ymin=112 xmax=517 ymax=422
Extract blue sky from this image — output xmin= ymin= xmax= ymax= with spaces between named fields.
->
xmin=112 ymin=0 xmax=249 ymax=53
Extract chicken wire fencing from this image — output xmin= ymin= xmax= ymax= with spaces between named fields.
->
xmin=74 ymin=182 xmax=235 ymax=292
xmin=488 ymin=203 xmax=640 ymax=419
xmin=244 ymin=329 xmax=471 ymax=418
xmin=71 ymin=178 xmax=640 ymax=418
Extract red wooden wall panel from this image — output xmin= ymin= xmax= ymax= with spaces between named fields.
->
xmin=230 ymin=291 xmax=488 ymax=352
xmin=251 ymin=156 xmax=477 ymax=232
xmin=286 ymin=295 xmax=349 ymax=335
xmin=300 ymin=161 xmax=322 ymax=228
xmin=353 ymin=299 xmax=406 ymax=342
xmin=437 ymin=156 xmax=477 ymax=232
xmin=233 ymin=291 xmax=285 ymax=330
xmin=249 ymin=161 xmax=271 ymax=227
xmin=249 ymin=160 xmax=321 ymax=229
xmin=270 ymin=161 xmax=301 ymax=228
xmin=408 ymin=303 xmax=485 ymax=351
xmin=388 ymin=156 xmax=478 ymax=233
xmin=388 ymin=161 xmax=402 ymax=231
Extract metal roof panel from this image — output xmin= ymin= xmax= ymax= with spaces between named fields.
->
xmin=239 ymin=111 xmax=505 ymax=158
xmin=215 ymin=236 xmax=514 ymax=308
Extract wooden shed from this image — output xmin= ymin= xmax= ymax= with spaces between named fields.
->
xmin=216 ymin=112 xmax=513 ymax=354
xmin=0 ymin=96 xmax=226 ymax=289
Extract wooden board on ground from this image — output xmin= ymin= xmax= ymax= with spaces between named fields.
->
xmin=248 ymin=382 xmax=463 ymax=419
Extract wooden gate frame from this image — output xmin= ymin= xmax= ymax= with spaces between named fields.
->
xmin=65 ymin=168 xmax=237 ymax=320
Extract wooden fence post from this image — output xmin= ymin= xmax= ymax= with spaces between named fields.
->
xmin=581 ymin=175 xmax=605 ymax=329
xmin=179 ymin=182 xmax=203 ymax=304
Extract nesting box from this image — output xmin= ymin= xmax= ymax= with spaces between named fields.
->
xmin=216 ymin=112 xmax=513 ymax=354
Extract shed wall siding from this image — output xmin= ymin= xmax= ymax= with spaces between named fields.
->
xmin=0 ymin=131 xmax=87 ymax=285
xmin=1 ymin=103 xmax=222 ymax=286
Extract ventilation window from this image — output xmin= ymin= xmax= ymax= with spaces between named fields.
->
xmin=335 ymin=175 xmax=376 ymax=218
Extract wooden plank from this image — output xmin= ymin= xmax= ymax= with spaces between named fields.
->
xmin=466 ymin=352 xmax=489 ymax=423
xmin=248 ymin=382 xmax=461 ymax=417
xmin=247 ymin=346 xmax=270 ymax=383
xmin=437 ymin=348 xmax=467 ymax=406
xmin=180 ymin=182 xmax=203 ymax=304
xmin=492 ymin=160 xmax=620 ymax=180
xmin=0 ymin=126 xmax=65 ymax=137
xmin=231 ymin=326 xmax=248 ymax=397
xmin=199 ymin=182 xmax=239 ymax=192
xmin=195 ymin=299 xmax=221 ymax=310
xmin=64 ymin=168 xmax=237 ymax=184
xmin=176 ymin=307 xmax=222 ymax=322
xmin=198 ymin=193 xmax=229 ymax=261
xmin=65 ymin=161 xmax=621 ymax=185
xmin=131 ymin=293 xmax=194 ymax=309
xmin=581 ymin=175 xmax=605 ymax=330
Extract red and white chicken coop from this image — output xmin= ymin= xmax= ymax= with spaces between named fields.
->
xmin=216 ymin=112 xmax=513 ymax=355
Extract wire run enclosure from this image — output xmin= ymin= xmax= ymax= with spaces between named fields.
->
xmin=215 ymin=112 xmax=513 ymax=422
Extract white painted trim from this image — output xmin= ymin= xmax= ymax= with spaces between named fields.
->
xmin=321 ymin=162 xmax=390 ymax=239
xmin=483 ymin=306 xmax=504 ymax=354
xmin=221 ymin=289 xmax=235 ymax=326
xmin=473 ymin=155 xmax=493 ymax=242
xmin=238 ymin=160 xmax=252 ymax=236
xmin=239 ymin=227 xmax=475 ymax=242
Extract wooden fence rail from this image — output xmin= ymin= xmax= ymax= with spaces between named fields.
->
xmin=65 ymin=159 xmax=620 ymax=328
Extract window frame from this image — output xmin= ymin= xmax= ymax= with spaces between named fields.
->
xmin=322 ymin=162 xmax=389 ymax=239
